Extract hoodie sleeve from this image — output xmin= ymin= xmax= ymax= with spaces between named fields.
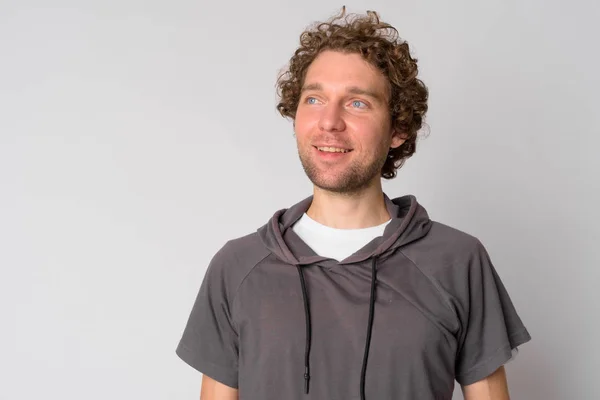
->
xmin=454 ymin=240 xmax=531 ymax=386
xmin=176 ymin=243 xmax=239 ymax=389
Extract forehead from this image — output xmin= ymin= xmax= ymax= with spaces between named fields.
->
xmin=303 ymin=50 xmax=389 ymax=96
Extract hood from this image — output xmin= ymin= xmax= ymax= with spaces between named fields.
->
xmin=257 ymin=193 xmax=432 ymax=267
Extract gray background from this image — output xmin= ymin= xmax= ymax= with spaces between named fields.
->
xmin=1 ymin=0 xmax=598 ymax=399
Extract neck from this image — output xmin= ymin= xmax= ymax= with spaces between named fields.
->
xmin=306 ymin=180 xmax=390 ymax=229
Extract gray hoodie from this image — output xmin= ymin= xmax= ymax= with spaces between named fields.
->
xmin=176 ymin=194 xmax=531 ymax=399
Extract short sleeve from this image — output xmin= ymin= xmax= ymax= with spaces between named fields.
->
xmin=454 ymin=240 xmax=531 ymax=385
xmin=176 ymin=245 xmax=239 ymax=388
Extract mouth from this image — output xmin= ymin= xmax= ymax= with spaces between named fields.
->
xmin=314 ymin=146 xmax=353 ymax=153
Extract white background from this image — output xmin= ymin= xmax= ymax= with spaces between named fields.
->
xmin=1 ymin=1 xmax=598 ymax=399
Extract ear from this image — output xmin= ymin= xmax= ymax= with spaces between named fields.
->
xmin=390 ymin=129 xmax=408 ymax=149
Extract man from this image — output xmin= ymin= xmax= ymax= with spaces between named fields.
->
xmin=176 ymin=8 xmax=530 ymax=400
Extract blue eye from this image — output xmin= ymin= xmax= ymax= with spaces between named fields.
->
xmin=306 ymin=97 xmax=318 ymax=105
xmin=352 ymin=100 xmax=367 ymax=108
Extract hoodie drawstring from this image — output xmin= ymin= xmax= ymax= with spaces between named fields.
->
xmin=296 ymin=265 xmax=312 ymax=394
xmin=360 ymin=256 xmax=378 ymax=400
xmin=296 ymin=256 xmax=379 ymax=399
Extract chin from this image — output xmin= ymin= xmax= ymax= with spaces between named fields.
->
xmin=310 ymin=175 xmax=370 ymax=194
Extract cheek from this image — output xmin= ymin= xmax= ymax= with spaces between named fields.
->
xmin=350 ymin=120 xmax=387 ymax=148
xmin=293 ymin=122 xmax=309 ymax=149
xmin=294 ymin=109 xmax=317 ymax=140
xmin=295 ymin=107 xmax=315 ymax=128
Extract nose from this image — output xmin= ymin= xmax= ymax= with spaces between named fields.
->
xmin=318 ymin=103 xmax=346 ymax=132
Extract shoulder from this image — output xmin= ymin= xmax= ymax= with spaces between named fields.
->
xmin=405 ymin=220 xmax=483 ymax=260
xmin=205 ymin=231 xmax=271 ymax=298
xmin=400 ymin=220 xmax=489 ymax=285
xmin=426 ymin=221 xmax=484 ymax=256
xmin=217 ymin=231 xmax=269 ymax=263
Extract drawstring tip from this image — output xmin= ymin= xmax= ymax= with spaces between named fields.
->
xmin=304 ymin=368 xmax=310 ymax=394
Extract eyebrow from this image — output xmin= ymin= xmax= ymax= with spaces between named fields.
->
xmin=301 ymin=83 xmax=386 ymax=103
xmin=347 ymin=86 xmax=386 ymax=103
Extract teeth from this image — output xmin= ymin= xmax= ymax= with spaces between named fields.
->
xmin=317 ymin=147 xmax=350 ymax=153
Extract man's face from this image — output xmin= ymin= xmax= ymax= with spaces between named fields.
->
xmin=294 ymin=50 xmax=405 ymax=194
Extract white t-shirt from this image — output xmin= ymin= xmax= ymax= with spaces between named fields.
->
xmin=291 ymin=213 xmax=392 ymax=262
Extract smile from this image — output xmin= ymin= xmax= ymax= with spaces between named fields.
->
xmin=315 ymin=146 xmax=352 ymax=153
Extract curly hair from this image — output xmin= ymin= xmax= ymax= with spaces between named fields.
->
xmin=276 ymin=7 xmax=429 ymax=179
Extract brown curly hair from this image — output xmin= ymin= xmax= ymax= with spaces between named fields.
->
xmin=276 ymin=7 xmax=429 ymax=179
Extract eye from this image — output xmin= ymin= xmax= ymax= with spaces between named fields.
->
xmin=305 ymin=97 xmax=319 ymax=105
xmin=351 ymin=100 xmax=368 ymax=109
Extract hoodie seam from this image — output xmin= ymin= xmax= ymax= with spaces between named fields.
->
xmin=230 ymin=250 xmax=272 ymax=329
xmin=398 ymin=249 xmax=457 ymax=319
